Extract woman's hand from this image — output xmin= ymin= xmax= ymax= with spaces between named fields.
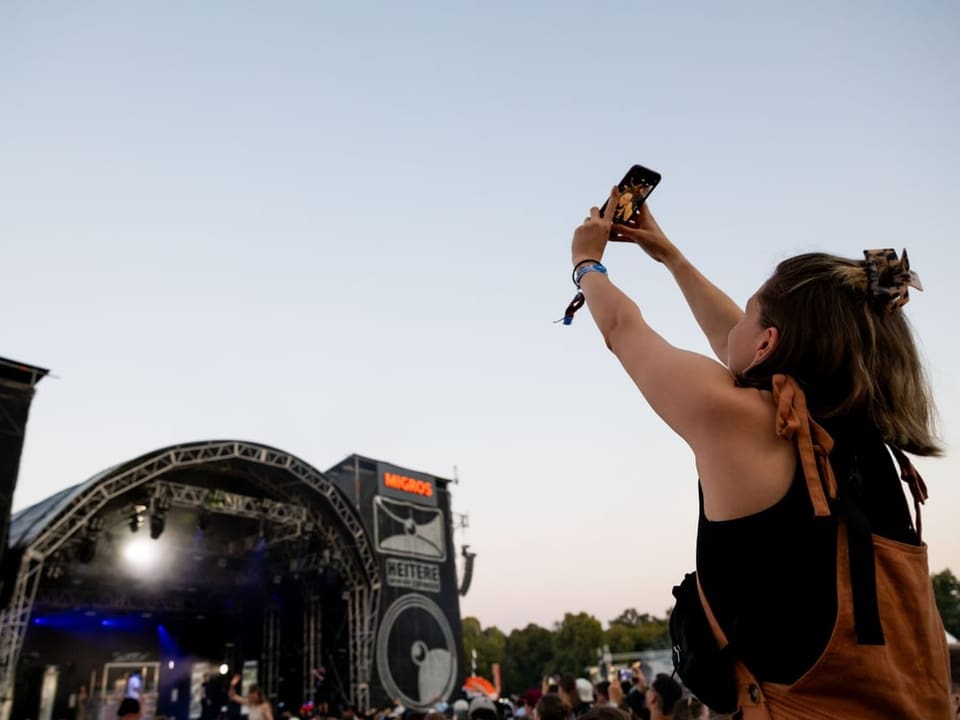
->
xmin=608 ymin=203 xmax=679 ymax=265
xmin=230 ymin=674 xmax=240 ymax=687
xmin=571 ymin=186 xmax=619 ymax=266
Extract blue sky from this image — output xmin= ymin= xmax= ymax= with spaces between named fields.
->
xmin=2 ymin=1 xmax=958 ymax=631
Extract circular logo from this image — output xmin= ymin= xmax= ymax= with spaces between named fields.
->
xmin=376 ymin=594 xmax=458 ymax=709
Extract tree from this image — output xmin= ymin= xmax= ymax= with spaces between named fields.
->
xmin=606 ymin=608 xmax=671 ymax=652
xmin=552 ymin=612 xmax=603 ymax=674
xmin=501 ymin=624 xmax=555 ymax=694
xmin=462 ymin=616 xmax=506 ymax=677
xmin=932 ymin=569 xmax=960 ymax=639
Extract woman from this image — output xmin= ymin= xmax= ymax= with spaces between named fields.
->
xmin=570 ymin=188 xmax=951 ymax=718
xmin=229 ymin=674 xmax=274 ymax=720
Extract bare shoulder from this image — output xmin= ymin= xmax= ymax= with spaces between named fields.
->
xmin=695 ymin=386 xmax=798 ymax=522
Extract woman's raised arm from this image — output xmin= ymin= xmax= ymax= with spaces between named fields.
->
xmin=611 ymin=204 xmax=744 ymax=364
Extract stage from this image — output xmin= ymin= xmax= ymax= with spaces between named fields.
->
xmin=1 ymin=442 xmax=467 ymax=720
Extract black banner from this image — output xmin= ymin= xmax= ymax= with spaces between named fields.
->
xmin=326 ymin=457 xmax=465 ymax=710
xmin=0 ymin=380 xmax=37 ymax=563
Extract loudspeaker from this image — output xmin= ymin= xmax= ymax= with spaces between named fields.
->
xmin=0 ymin=358 xmax=47 ymax=572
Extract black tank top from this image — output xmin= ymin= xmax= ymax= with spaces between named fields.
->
xmin=695 ymin=424 xmax=918 ymax=684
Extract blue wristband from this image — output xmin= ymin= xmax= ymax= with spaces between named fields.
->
xmin=574 ymin=262 xmax=607 ymax=288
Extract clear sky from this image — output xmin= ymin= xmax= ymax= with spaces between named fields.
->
xmin=2 ymin=1 xmax=958 ymax=632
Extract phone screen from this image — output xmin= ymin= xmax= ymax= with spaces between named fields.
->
xmin=600 ymin=164 xmax=661 ymax=226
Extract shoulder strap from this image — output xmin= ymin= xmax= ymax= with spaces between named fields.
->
xmin=771 ymin=375 xmax=837 ymax=516
xmin=772 ymin=374 xmax=887 ymax=646
xmin=888 ymin=444 xmax=928 ymax=542
xmin=696 ymin=575 xmax=770 ymax=715
xmin=696 ymin=573 xmax=730 ymax=650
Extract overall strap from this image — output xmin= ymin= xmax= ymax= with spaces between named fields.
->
xmin=889 ymin=444 xmax=928 ymax=542
xmin=771 ymin=374 xmax=885 ymax=646
xmin=771 ymin=375 xmax=837 ymax=516
xmin=696 ymin=576 xmax=770 ymax=717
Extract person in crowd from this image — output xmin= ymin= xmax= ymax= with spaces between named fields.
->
xmin=518 ymin=689 xmax=541 ymax=718
xmin=313 ymin=666 xmax=330 ymax=717
xmin=557 ymin=676 xmax=591 ymax=718
xmin=228 ymin=674 xmax=274 ymax=720
xmin=625 ymin=666 xmax=646 ymax=702
xmin=117 ymin=698 xmax=141 ymax=720
xmin=467 ymin=697 xmax=498 ymax=720
xmin=644 ymin=676 xmax=681 ymax=720
xmin=113 ymin=673 xmax=129 ymax=703
xmin=669 ymin=697 xmax=708 ymax=720
xmin=74 ymin=684 xmax=89 ymax=720
xmin=534 ymin=693 xmax=568 ymax=720
xmin=201 ymin=673 xmax=219 ymax=720
xmin=571 ymin=191 xmax=951 ymax=716
xmin=452 ymin=699 xmax=469 ymax=720
xmin=623 ymin=691 xmax=648 ymax=720
xmin=593 ymin=681 xmax=614 ymax=708
xmin=124 ymin=671 xmax=142 ymax=702
xmin=620 ymin=667 xmax=646 ymax=720
xmin=580 ymin=707 xmax=630 ymax=720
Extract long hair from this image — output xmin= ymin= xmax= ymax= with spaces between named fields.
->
xmin=739 ymin=252 xmax=941 ymax=456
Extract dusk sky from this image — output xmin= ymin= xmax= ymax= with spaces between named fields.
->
xmin=3 ymin=1 xmax=958 ymax=632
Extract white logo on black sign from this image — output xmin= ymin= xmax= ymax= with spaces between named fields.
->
xmin=374 ymin=496 xmax=446 ymax=561
xmin=376 ymin=594 xmax=458 ymax=710
xmin=386 ymin=558 xmax=441 ymax=593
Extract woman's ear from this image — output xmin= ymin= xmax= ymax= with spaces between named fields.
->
xmin=752 ymin=326 xmax=780 ymax=365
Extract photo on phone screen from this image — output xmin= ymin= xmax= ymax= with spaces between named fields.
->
xmin=600 ymin=164 xmax=661 ymax=226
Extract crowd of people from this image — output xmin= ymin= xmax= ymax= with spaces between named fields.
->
xmin=275 ymin=667 xmax=716 ymax=720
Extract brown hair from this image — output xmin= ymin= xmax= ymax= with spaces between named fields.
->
xmin=741 ymin=253 xmax=940 ymax=455
xmin=248 ymin=685 xmax=265 ymax=705
xmin=535 ymin=693 xmax=570 ymax=720
xmin=580 ymin=707 xmax=629 ymax=720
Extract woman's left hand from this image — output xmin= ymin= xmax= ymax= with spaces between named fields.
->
xmin=571 ymin=186 xmax=619 ymax=266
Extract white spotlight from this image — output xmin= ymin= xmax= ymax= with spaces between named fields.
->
xmin=168 ymin=661 xmax=175 ymax=670
xmin=219 ymin=664 xmax=228 ymax=675
xmin=123 ymin=538 xmax=159 ymax=568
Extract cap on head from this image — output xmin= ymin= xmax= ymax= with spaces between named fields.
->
xmin=468 ymin=696 xmax=498 ymax=720
xmin=575 ymin=679 xmax=593 ymax=704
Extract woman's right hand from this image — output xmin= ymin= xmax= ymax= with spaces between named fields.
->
xmin=609 ymin=203 xmax=679 ymax=265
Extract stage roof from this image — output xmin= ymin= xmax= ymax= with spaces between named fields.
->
xmin=0 ymin=356 xmax=49 ymax=387
xmin=9 ymin=446 xmax=453 ymax=551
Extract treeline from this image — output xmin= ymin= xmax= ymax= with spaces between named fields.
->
xmin=462 ymin=608 xmax=670 ymax=695
xmin=463 ymin=568 xmax=960 ymax=697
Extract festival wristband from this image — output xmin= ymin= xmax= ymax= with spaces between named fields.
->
xmin=574 ymin=262 xmax=607 ymax=288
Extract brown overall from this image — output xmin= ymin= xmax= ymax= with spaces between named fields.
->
xmin=698 ymin=375 xmax=952 ymax=719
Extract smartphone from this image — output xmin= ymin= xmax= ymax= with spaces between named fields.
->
xmin=599 ymin=164 xmax=661 ymax=227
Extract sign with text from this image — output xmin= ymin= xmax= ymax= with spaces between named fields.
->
xmin=377 ymin=463 xmax=437 ymax=507
xmin=386 ymin=558 xmax=442 ymax=593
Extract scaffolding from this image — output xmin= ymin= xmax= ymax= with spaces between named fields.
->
xmin=0 ymin=441 xmax=382 ymax=720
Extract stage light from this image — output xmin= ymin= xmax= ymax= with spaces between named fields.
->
xmin=219 ymin=664 xmax=228 ymax=675
xmin=129 ymin=512 xmax=142 ymax=533
xmin=123 ymin=538 xmax=159 ymax=568
xmin=168 ymin=661 xmax=175 ymax=670
xmin=197 ymin=511 xmax=209 ymax=532
xmin=149 ymin=513 xmax=165 ymax=540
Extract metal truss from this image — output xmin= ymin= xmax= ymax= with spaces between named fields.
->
xmin=262 ymin=602 xmax=281 ymax=703
xmin=0 ymin=441 xmax=382 ymax=720
xmin=0 ymin=551 xmax=42 ymax=720
xmin=151 ymin=480 xmax=310 ymax=526
xmin=347 ymin=584 xmax=378 ymax=713
xmin=302 ymin=594 xmax=322 ymax=705
xmin=28 ymin=587 xmax=218 ymax=614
